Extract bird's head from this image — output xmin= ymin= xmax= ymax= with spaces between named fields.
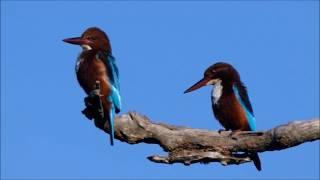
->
xmin=184 ymin=62 xmax=240 ymax=93
xmin=63 ymin=27 xmax=111 ymax=52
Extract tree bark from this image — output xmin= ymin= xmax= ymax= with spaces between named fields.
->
xmin=92 ymin=112 xmax=319 ymax=167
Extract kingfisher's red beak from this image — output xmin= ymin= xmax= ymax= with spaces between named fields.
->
xmin=62 ymin=37 xmax=91 ymax=45
xmin=184 ymin=77 xmax=210 ymax=94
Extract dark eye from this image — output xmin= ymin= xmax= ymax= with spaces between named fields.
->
xmin=87 ymin=36 xmax=95 ymax=41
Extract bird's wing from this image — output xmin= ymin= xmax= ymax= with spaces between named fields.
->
xmin=237 ymin=83 xmax=254 ymax=114
xmin=99 ymin=52 xmax=122 ymax=113
xmin=110 ymin=85 xmax=122 ymax=113
xmin=232 ymin=85 xmax=256 ymax=131
xmin=107 ymin=54 xmax=120 ymax=91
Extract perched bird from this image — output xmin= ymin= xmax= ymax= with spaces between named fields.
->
xmin=63 ymin=27 xmax=121 ymax=146
xmin=184 ymin=62 xmax=261 ymax=171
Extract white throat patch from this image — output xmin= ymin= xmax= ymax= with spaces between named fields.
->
xmin=81 ymin=45 xmax=92 ymax=51
xmin=211 ymin=79 xmax=223 ymax=105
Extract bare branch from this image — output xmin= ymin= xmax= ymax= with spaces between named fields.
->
xmin=93 ymin=112 xmax=319 ymax=167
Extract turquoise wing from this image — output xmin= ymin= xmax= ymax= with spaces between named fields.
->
xmin=98 ymin=52 xmax=122 ymax=145
xmin=99 ymin=53 xmax=121 ymax=112
xmin=106 ymin=54 xmax=120 ymax=91
xmin=107 ymin=55 xmax=121 ymax=112
xmin=110 ymin=85 xmax=122 ymax=112
xmin=107 ymin=85 xmax=121 ymax=145
xmin=232 ymin=85 xmax=256 ymax=131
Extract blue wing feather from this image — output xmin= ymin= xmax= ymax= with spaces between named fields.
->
xmin=98 ymin=52 xmax=122 ymax=145
xmin=106 ymin=54 xmax=120 ymax=91
xmin=99 ymin=53 xmax=121 ymax=112
xmin=107 ymin=54 xmax=121 ymax=112
xmin=232 ymin=85 xmax=256 ymax=131
xmin=110 ymin=85 xmax=122 ymax=111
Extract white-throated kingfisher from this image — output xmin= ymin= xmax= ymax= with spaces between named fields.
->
xmin=63 ymin=27 xmax=121 ymax=146
xmin=184 ymin=62 xmax=261 ymax=171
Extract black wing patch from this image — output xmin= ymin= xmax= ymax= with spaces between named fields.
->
xmin=236 ymin=82 xmax=254 ymax=115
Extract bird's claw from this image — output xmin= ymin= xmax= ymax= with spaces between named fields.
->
xmin=82 ymin=90 xmax=105 ymax=122
xmin=218 ymin=129 xmax=228 ymax=134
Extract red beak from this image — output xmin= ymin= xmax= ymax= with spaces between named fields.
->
xmin=184 ymin=78 xmax=210 ymax=94
xmin=62 ymin=37 xmax=91 ymax=45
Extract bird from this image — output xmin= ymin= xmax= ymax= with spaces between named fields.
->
xmin=63 ymin=27 xmax=121 ymax=146
xmin=184 ymin=62 xmax=261 ymax=171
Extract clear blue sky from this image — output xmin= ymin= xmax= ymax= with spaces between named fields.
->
xmin=1 ymin=1 xmax=319 ymax=179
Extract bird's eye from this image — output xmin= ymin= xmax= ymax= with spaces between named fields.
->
xmin=87 ymin=36 xmax=95 ymax=41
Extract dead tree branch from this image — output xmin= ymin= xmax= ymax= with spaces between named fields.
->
xmin=93 ymin=112 xmax=319 ymax=167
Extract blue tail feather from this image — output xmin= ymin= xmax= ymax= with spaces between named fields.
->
xmin=102 ymin=53 xmax=121 ymax=146
xmin=108 ymin=105 xmax=115 ymax=146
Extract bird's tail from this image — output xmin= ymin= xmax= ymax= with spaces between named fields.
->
xmin=101 ymin=98 xmax=115 ymax=146
xmin=107 ymin=106 xmax=115 ymax=146
xmin=250 ymin=152 xmax=262 ymax=171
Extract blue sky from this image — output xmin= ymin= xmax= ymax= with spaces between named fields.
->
xmin=1 ymin=1 xmax=319 ymax=179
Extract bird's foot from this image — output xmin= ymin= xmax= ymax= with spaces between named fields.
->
xmin=218 ymin=129 xmax=229 ymax=134
xmin=82 ymin=95 xmax=99 ymax=120
xmin=82 ymin=92 xmax=105 ymax=123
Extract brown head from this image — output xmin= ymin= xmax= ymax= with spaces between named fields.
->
xmin=184 ymin=62 xmax=241 ymax=93
xmin=63 ymin=27 xmax=112 ymax=52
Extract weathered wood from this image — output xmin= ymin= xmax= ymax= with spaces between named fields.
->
xmin=92 ymin=111 xmax=319 ymax=167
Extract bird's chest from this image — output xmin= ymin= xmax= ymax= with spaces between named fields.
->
xmin=211 ymin=85 xmax=249 ymax=131
xmin=76 ymin=55 xmax=109 ymax=94
xmin=77 ymin=53 xmax=104 ymax=69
